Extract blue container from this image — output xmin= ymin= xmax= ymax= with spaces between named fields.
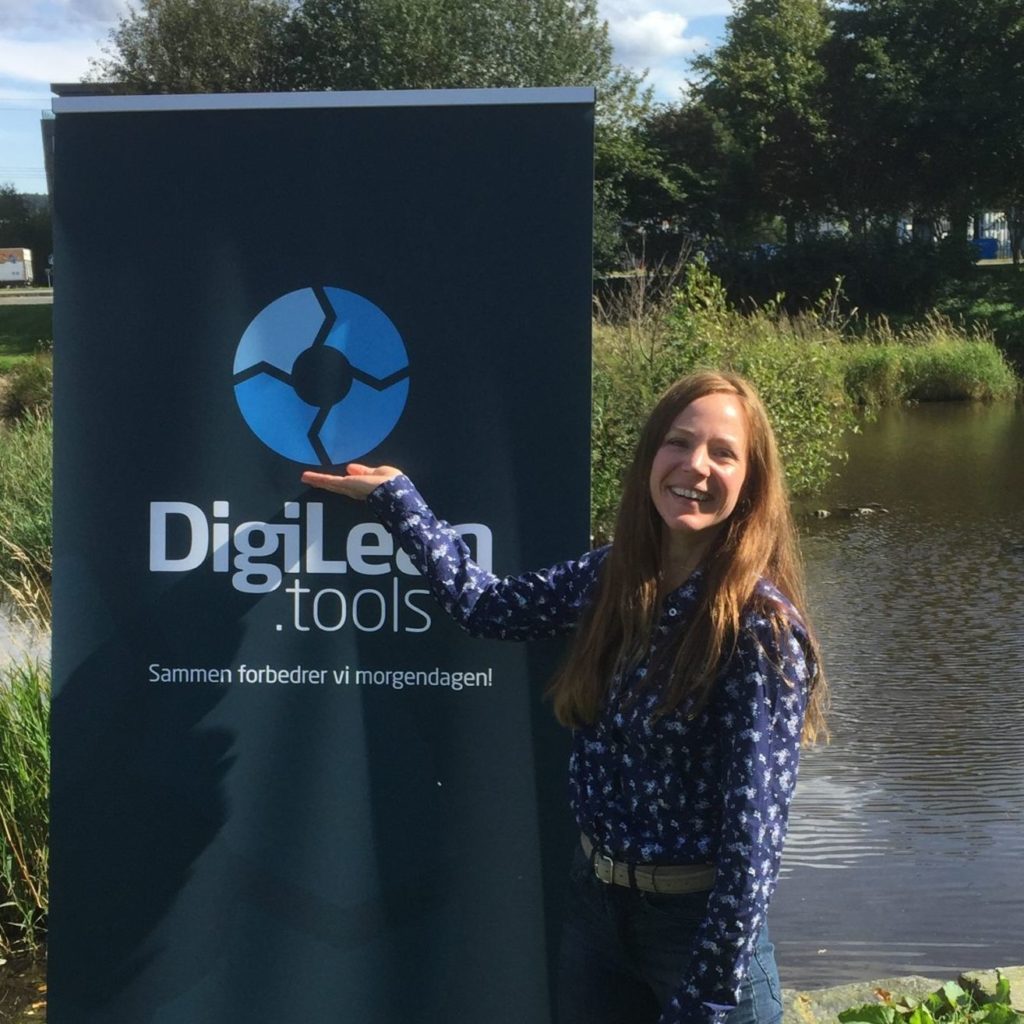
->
xmin=973 ymin=237 xmax=999 ymax=260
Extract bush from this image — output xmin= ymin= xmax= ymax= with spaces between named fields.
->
xmin=0 ymin=413 xmax=52 ymax=623
xmin=900 ymin=341 xmax=1018 ymax=401
xmin=711 ymin=237 xmax=977 ymax=317
xmin=0 ymin=357 xmax=52 ymax=424
xmin=0 ymin=306 xmax=52 ymax=361
xmin=840 ymin=977 xmax=1021 ymax=1024
xmin=841 ymin=344 xmax=907 ymax=407
xmin=840 ymin=314 xmax=1017 ymax=405
xmin=0 ymin=659 xmax=49 ymax=957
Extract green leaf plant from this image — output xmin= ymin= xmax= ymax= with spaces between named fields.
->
xmin=839 ymin=977 xmax=1022 ymax=1024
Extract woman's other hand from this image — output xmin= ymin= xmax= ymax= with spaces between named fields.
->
xmin=300 ymin=464 xmax=403 ymax=501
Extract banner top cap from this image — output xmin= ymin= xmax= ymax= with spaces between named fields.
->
xmin=51 ymin=86 xmax=595 ymax=114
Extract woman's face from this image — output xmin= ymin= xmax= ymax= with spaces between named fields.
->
xmin=648 ymin=392 xmax=749 ymax=553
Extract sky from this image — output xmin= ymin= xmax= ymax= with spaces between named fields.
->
xmin=0 ymin=0 xmax=729 ymax=196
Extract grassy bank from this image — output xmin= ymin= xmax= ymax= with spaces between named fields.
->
xmin=0 ymin=306 xmax=52 ymax=371
xmin=0 ymin=347 xmax=53 ymax=624
xmin=0 ymin=659 xmax=49 ymax=960
xmin=0 ymin=354 xmax=53 ymax=1009
xmin=0 ymin=412 xmax=52 ymax=625
xmin=592 ymin=259 xmax=1019 ymax=538
xmin=936 ymin=263 xmax=1024 ymax=371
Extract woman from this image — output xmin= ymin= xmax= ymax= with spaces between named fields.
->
xmin=302 ymin=370 xmax=827 ymax=1024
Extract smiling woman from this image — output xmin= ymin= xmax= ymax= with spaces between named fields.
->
xmin=302 ymin=370 xmax=829 ymax=1024
xmin=648 ymin=391 xmax=749 ymax=590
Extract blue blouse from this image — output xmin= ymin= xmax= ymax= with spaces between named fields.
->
xmin=367 ymin=475 xmax=813 ymax=1024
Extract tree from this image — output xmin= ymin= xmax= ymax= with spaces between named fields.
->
xmin=824 ymin=0 xmax=1024 ymax=247
xmin=690 ymin=0 xmax=831 ymax=245
xmin=0 ymin=186 xmax=52 ymax=281
xmin=89 ymin=0 xmax=291 ymax=92
xmin=281 ymin=0 xmax=617 ymax=92
xmin=0 ymin=185 xmax=32 ymax=237
xmin=817 ymin=15 xmax=912 ymax=240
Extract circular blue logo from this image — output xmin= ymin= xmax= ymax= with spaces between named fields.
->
xmin=233 ymin=286 xmax=409 ymax=466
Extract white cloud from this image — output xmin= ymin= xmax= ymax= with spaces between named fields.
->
xmin=611 ymin=10 xmax=700 ymax=61
xmin=598 ymin=1 xmax=717 ymax=101
xmin=647 ymin=65 xmax=700 ymax=100
xmin=66 ymin=0 xmax=129 ymax=26
xmin=0 ymin=82 xmax=54 ymax=101
xmin=601 ymin=0 xmax=733 ymax=22
xmin=0 ymin=0 xmax=126 ymax=34
xmin=0 ymin=36 xmax=106 ymax=85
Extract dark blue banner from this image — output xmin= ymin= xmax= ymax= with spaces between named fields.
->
xmin=51 ymin=89 xmax=593 ymax=1023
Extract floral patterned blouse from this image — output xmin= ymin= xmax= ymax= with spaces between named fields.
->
xmin=367 ymin=475 xmax=814 ymax=1024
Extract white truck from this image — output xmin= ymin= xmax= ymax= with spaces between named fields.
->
xmin=0 ymin=248 xmax=33 ymax=286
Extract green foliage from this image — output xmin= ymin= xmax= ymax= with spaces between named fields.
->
xmin=0 ymin=185 xmax=31 ymax=229
xmin=840 ymin=312 xmax=1018 ymax=403
xmin=711 ymin=237 xmax=977 ymax=317
xmin=839 ymin=977 xmax=1022 ymax=1024
xmin=898 ymin=340 xmax=1018 ymax=401
xmin=281 ymin=0 xmax=617 ymax=91
xmin=0 ymin=306 xmax=53 ymax=362
xmin=841 ymin=344 xmax=907 ymax=406
xmin=0 ymin=358 xmax=53 ymax=424
xmin=690 ymin=0 xmax=831 ymax=242
xmin=936 ymin=264 xmax=1024 ymax=371
xmin=824 ymin=0 xmax=1024 ymax=231
xmin=0 ymin=414 xmax=52 ymax=625
xmin=0 ymin=660 xmax=49 ymax=957
xmin=0 ymin=187 xmax=52 ymax=283
xmin=635 ymin=0 xmax=1024 ymax=279
xmin=89 ymin=0 xmax=291 ymax=91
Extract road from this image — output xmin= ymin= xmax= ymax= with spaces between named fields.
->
xmin=0 ymin=288 xmax=53 ymax=305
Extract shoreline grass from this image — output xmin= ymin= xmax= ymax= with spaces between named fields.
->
xmin=936 ymin=264 xmax=1024 ymax=371
xmin=0 ymin=658 xmax=49 ymax=960
xmin=0 ymin=412 xmax=52 ymax=626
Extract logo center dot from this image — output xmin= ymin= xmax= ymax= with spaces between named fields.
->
xmin=292 ymin=345 xmax=354 ymax=408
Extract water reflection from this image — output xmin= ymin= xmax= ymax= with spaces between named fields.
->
xmin=772 ymin=402 xmax=1024 ymax=987
xmin=0 ymin=601 xmax=48 ymax=666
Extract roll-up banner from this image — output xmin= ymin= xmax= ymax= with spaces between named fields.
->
xmin=51 ymin=89 xmax=594 ymax=1023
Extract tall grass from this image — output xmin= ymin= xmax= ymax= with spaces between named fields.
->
xmin=841 ymin=313 xmax=1018 ymax=405
xmin=0 ymin=659 xmax=49 ymax=957
xmin=0 ymin=306 xmax=52 ymax=364
xmin=0 ymin=413 xmax=52 ymax=625
xmin=0 ymin=356 xmax=52 ymax=424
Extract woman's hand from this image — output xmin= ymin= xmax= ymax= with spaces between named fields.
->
xmin=300 ymin=463 xmax=403 ymax=501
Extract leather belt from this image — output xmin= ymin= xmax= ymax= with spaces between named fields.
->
xmin=581 ymin=834 xmax=716 ymax=894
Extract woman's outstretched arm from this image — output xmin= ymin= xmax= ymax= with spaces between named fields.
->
xmin=302 ymin=466 xmax=606 ymax=641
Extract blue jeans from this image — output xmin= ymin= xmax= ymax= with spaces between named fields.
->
xmin=557 ymin=846 xmax=783 ymax=1024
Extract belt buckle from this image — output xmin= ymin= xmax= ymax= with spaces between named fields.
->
xmin=596 ymin=852 xmax=615 ymax=884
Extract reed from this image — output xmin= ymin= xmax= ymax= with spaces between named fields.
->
xmin=0 ymin=412 xmax=52 ymax=626
xmin=0 ymin=659 xmax=49 ymax=957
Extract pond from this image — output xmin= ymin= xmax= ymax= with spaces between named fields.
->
xmin=771 ymin=400 xmax=1024 ymax=988
xmin=0 ymin=604 xmax=47 ymax=667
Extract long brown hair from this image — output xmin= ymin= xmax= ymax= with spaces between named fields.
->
xmin=548 ymin=371 xmax=828 ymax=743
